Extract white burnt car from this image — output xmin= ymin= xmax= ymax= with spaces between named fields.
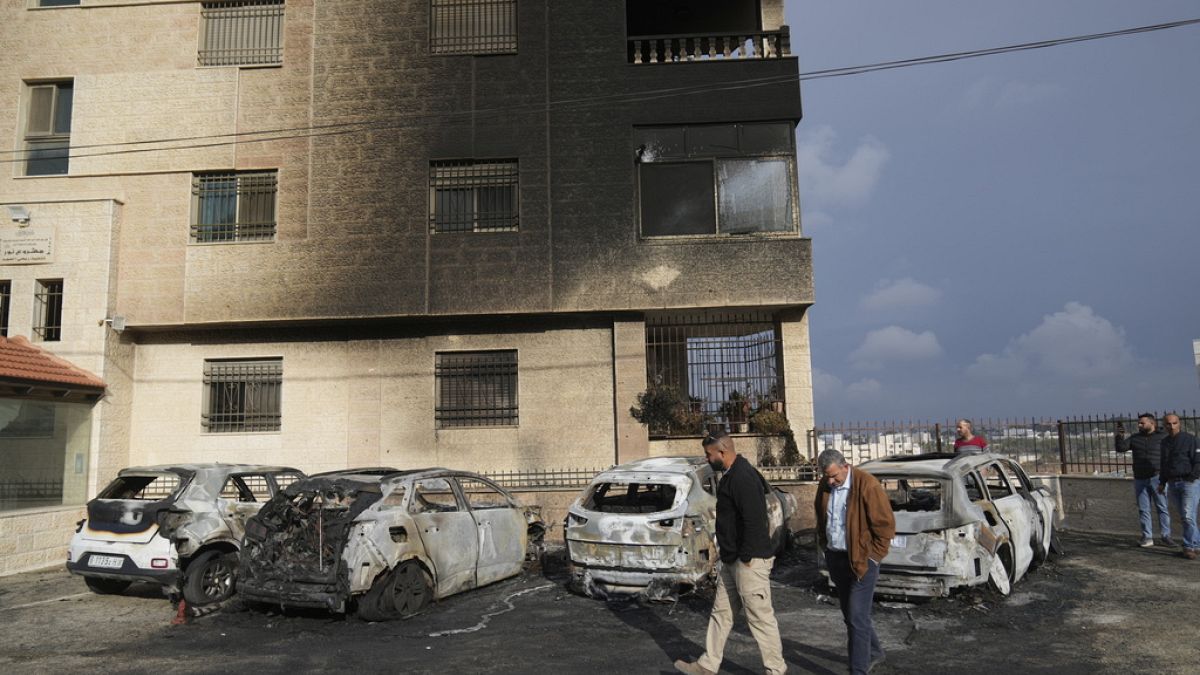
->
xmin=848 ymin=452 xmax=1057 ymax=597
xmin=67 ymin=464 xmax=305 ymax=605
xmin=238 ymin=468 xmax=545 ymax=621
xmin=564 ymin=457 xmax=795 ymax=600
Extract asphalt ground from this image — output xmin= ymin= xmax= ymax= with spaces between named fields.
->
xmin=1 ymin=531 xmax=1197 ymax=674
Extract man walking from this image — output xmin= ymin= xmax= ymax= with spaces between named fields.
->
xmin=675 ymin=429 xmax=786 ymax=675
xmin=1115 ymin=413 xmax=1172 ymax=547
xmin=1157 ymin=413 xmax=1200 ymax=559
xmin=815 ymin=449 xmax=895 ymax=674
xmin=953 ymin=419 xmax=988 ymax=453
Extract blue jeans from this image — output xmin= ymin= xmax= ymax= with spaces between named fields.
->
xmin=1134 ymin=476 xmax=1171 ymax=540
xmin=1167 ymin=479 xmax=1200 ymax=550
xmin=826 ymin=550 xmax=883 ymax=674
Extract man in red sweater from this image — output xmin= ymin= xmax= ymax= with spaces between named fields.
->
xmin=953 ymin=419 xmax=988 ymax=453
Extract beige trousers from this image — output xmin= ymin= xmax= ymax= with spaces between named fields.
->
xmin=697 ymin=557 xmax=786 ymax=674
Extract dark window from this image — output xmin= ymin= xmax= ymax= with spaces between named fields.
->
xmin=33 ymin=279 xmax=63 ymax=342
xmin=202 ymin=358 xmax=282 ymax=432
xmin=636 ymin=122 xmax=797 ymax=236
xmin=644 ymin=312 xmax=784 ymax=434
xmin=37 ymin=0 xmax=82 ymax=6
xmin=24 ymin=81 xmax=72 ymax=176
xmin=429 ymin=160 xmax=518 ymax=233
xmin=583 ymin=482 xmax=678 ymax=514
xmin=435 ymin=350 xmax=518 ymax=428
xmin=430 ymin=0 xmax=517 ymax=55
xmin=199 ymin=1 xmax=285 ymax=67
xmin=0 ymin=281 xmax=10 ymax=337
xmin=191 ymin=171 xmax=277 ymax=242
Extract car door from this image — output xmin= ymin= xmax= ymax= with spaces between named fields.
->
xmin=409 ymin=477 xmax=480 ymax=598
xmin=217 ymin=473 xmax=273 ymax=539
xmin=1003 ymin=459 xmax=1054 ymax=559
xmin=456 ymin=476 xmax=524 ymax=587
xmin=980 ymin=462 xmax=1034 ymax=579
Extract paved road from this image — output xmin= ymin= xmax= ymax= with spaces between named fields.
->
xmin=1 ymin=531 xmax=1196 ymax=674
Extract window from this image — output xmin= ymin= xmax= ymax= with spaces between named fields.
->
xmin=199 ymin=0 xmax=285 ymax=67
xmin=23 ymin=81 xmax=72 ymax=176
xmin=430 ymin=0 xmax=517 ymax=55
xmin=457 ymin=477 xmax=512 ymax=510
xmin=33 ymin=279 xmax=63 ymax=342
xmin=0 ymin=281 xmax=10 ymax=337
xmin=435 ymin=350 xmax=518 ymax=428
xmin=636 ymin=122 xmax=797 ymax=236
xmin=191 ymin=171 xmax=277 ymax=242
xmin=429 ymin=160 xmax=518 ymax=233
xmin=583 ymin=482 xmax=679 ymax=514
xmin=202 ymin=358 xmax=282 ymax=432
xmin=982 ymin=463 xmax=1013 ymax=500
xmin=98 ymin=473 xmax=182 ymax=501
xmin=644 ymin=312 xmax=784 ymax=434
xmin=220 ymin=474 xmax=272 ymax=502
xmin=411 ymin=478 xmax=460 ymax=513
xmin=36 ymin=1 xmax=81 ymax=6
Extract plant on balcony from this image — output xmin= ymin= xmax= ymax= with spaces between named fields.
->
xmin=749 ymin=409 xmax=801 ymax=466
xmin=630 ymin=386 xmax=707 ymax=437
xmin=721 ymin=390 xmax=752 ymax=432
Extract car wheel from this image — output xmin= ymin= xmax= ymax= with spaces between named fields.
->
xmin=84 ymin=577 xmax=131 ymax=595
xmin=359 ymin=561 xmax=432 ymax=622
xmin=183 ymin=550 xmax=238 ymax=606
xmin=987 ymin=546 xmax=1012 ymax=596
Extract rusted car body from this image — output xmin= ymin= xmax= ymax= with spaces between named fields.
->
xmin=840 ymin=453 xmax=1056 ymax=598
xmin=564 ymin=456 xmax=795 ymax=600
xmin=238 ymin=468 xmax=545 ymax=621
xmin=66 ymin=463 xmax=304 ymax=605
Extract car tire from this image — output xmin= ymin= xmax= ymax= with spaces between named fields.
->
xmin=84 ymin=577 xmax=131 ymax=595
xmin=182 ymin=550 xmax=238 ymax=606
xmin=359 ymin=561 xmax=432 ymax=622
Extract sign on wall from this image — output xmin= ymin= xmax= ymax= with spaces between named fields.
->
xmin=0 ymin=227 xmax=54 ymax=264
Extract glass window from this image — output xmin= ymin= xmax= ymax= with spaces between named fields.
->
xmin=429 ymin=160 xmax=518 ymax=233
xmin=33 ymin=279 xmax=63 ymax=342
xmin=0 ymin=281 xmax=10 ymax=337
xmin=688 ymin=124 xmax=738 ymax=156
xmin=411 ymin=478 xmax=460 ymax=513
xmin=199 ymin=1 xmax=285 ymax=67
xmin=634 ymin=127 xmax=686 ymax=160
xmin=202 ymin=358 xmax=282 ymax=432
xmin=23 ymin=81 xmax=72 ymax=176
xmin=37 ymin=0 xmax=82 ymax=6
xmin=435 ymin=350 xmax=518 ymax=428
xmin=740 ymin=123 xmax=794 ymax=154
xmin=191 ymin=171 xmax=277 ymax=243
xmin=0 ymin=400 xmax=93 ymax=512
xmin=717 ymin=159 xmax=793 ymax=234
xmin=639 ymin=162 xmax=717 ymax=236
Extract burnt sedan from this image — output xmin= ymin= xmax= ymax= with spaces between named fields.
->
xmin=564 ymin=456 xmax=795 ymax=600
xmin=845 ymin=452 xmax=1057 ymax=597
xmin=238 ymin=468 xmax=545 ymax=621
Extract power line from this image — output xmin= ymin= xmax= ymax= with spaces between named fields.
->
xmin=3 ymin=17 xmax=1197 ymax=164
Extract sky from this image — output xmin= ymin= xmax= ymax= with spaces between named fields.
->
xmin=783 ymin=1 xmax=1200 ymax=422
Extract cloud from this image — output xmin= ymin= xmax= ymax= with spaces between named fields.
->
xmin=846 ymin=378 xmax=883 ymax=400
xmin=964 ymin=78 xmax=1064 ymax=111
xmin=812 ymin=368 xmax=882 ymax=401
xmin=849 ymin=326 xmax=943 ymax=370
xmin=860 ymin=278 xmax=943 ymax=312
xmin=967 ymin=302 xmax=1134 ymax=382
xmin=796 ymin=126 xmax=889 ymax=216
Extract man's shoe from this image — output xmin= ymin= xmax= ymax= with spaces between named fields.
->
xmin=1162 ymin=537 xmax=1176 ymax=547
xmin=1138 ymin=538 xmax=1154 ymax=548
xmin=1184 ymin=549 xmax=1198 ymax=560
xmin=868 ymin=652 xmax=887 ymax=673
xmin=674 ymin=659 xmax=715 ymax=675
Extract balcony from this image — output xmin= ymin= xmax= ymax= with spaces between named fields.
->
xmin=628 ymin=27 xmax=791 ymax=65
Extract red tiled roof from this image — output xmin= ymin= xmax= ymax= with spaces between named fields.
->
xmin=0 ymin=336 xmax=106 ymax=390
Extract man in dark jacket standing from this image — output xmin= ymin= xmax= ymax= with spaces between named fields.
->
xmin=815 ymin=449 xmax=895 ymax=674
xmin=1157 ymin=413 xmax=1200 ymax=559
xmin=1115 ymin=413 xmax=1172 ymax=547
xmin=675 ymin=429 xmax=785 ymax=675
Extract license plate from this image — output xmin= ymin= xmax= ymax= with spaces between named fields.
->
xmin=89 ymin=554 xmax=124 ymax=569
xmin=891 ymin=535 xmax=907 ymax=549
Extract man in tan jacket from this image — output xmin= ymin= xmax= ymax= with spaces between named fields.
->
xmin=814 ymin=449 xmax=895 ymax=674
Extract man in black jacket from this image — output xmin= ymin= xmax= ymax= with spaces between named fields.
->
xmin=1157 ymin=413 xmax=1200 ymax=559
xmin=675 ymin=429 xmax=786 ymax=675
xmin=1115 ymin=413 xmax=1172 ymax=547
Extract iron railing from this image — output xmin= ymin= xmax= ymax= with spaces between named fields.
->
xmin=430 ymin=0 xmax=518 ymax=55
xmin=485 ymin=467 xmax=607 ymax=489
xmin=199 ymin=0 xmax=285 ymax=67
xmin=435 ymin=350 xmax=519 ymax=428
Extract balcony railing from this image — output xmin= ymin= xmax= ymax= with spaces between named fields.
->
xmin=628 ymin=27 xmax=791 ymax=65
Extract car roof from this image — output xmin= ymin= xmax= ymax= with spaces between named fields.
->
xmin=590 ymin=456 xmax=706 ymax=481
xmin=860 ymin=452 xmax=1015 ymax=479
xmin=299 ymin=467 xmax=501 ymax=488
xmin=117 ymin=463 xmax=302 ymax=478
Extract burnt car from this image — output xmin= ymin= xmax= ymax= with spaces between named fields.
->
xmin=564 ymin=456 xmax=796 ymax=600
xmin=238 ymin=468 xmax=545 ymax=621
xmin=67 ymin=463 xmax=305 ymax=605
xmin=836 ymin=452 xmax=1057 ymax=598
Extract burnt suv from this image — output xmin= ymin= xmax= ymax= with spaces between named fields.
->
xmin=67 ymin=464 xmax=304 ymax=606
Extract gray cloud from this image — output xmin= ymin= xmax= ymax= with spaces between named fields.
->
xmin=849 ymin=325 xmax=944 ymax=371
xmin=796 ymin=126 xmax=889 ymax=218
xmin=860 ymin=277 xmax=943 ymax=311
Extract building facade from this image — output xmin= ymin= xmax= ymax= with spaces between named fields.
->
xmin=0 ymin=0 xmax=813 ymax=573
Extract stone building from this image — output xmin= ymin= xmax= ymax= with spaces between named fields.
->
xmin=0 ymin=0 xmax=813 ymax=573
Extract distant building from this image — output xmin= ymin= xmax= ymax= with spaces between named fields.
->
xmin=1194 ymin=339 xmax=1199 ymax=387
xmin=0 ymin=0 xmax=813 ymax=572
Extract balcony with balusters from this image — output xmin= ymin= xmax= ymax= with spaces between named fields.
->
xmin=628 ymin=27 xmax=791 ymax=65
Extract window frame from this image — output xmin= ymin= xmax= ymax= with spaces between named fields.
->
xmin=22 ymin=80 xmax=73 ymax=177
xmin=201 ymin=357 xmax=283 ymax=433
xmin=33 ymin=278 xmax=63 ymax=342
xmin=198 ymin=0 xmax=286 ymax=68
xmin=428 ymin=159 xmax=519 ymax=233
xmin=0 ymin=281 xmax=10 ymax=337
xmin=190 ymin=170 xmax=278 ymax=243
xmin=429 ymin=0 xmax=518 ymax=56
xmin=635 ymin=122 xmax=799 ymax=239
xmin=434 ymin=349 xmax=519 ymax=429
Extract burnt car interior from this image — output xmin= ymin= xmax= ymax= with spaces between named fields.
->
xmin=584 ymin=482 xmax=677 ymax=514
xmin=881 ymin=478 xmax=943 ymax=512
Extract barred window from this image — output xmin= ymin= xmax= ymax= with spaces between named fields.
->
xmin=202 ymin=358 xmax=282 ymax=433
xmin=0 ymin=281 xmax=10 ymax=337
xmin=435 ymin=350 xmax=518 ymax=428
xmin=33 ymin=279 xmax=63 ymax=342
xmin=23 ymin=81 xmax=72 ymax=176
xmin=430 ymin=0 xmax=517 ymax=55
xmin=429 ymin=160 xmax=518 ymax=233
xmin=645 ymin=312 xmax=784 ymax=434
xmin=191 ymin=171 xmax=277 ymax=243
xmin=199 ymin=0 xmax=285 ymax=67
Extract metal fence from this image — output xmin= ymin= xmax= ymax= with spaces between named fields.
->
xmin=485 ymin=467 xmax=607 ymax=489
